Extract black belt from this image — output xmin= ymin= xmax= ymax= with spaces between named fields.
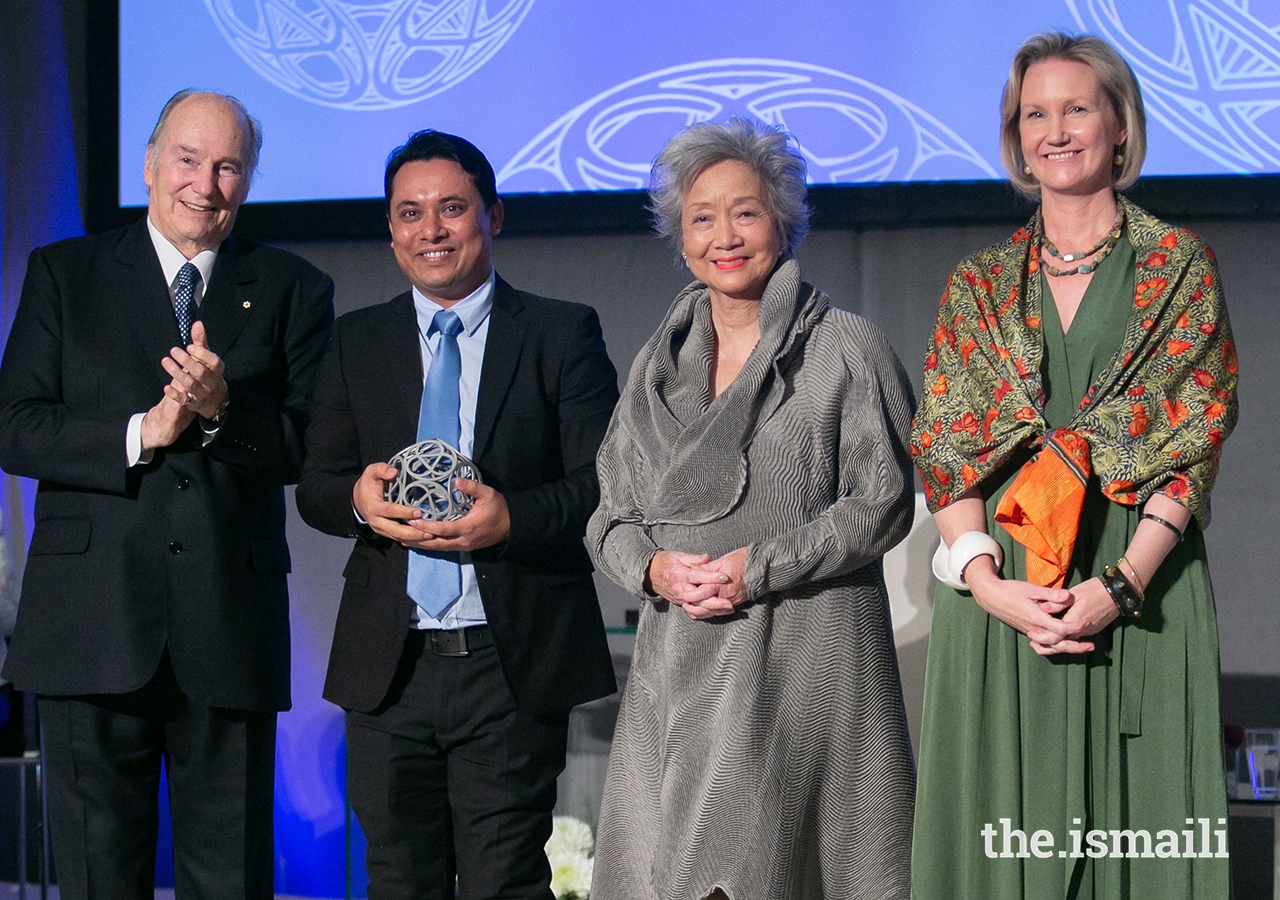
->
xmin=425 ymin=625 xmax=493 ymax=657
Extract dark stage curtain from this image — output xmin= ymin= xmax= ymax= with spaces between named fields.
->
xmin=0 ymin=0 xmax=84 ymax=633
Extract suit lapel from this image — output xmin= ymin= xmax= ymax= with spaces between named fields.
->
xmin=384 ymin=292 xmax=426 ymax=448
xmin=118 ymin=220 xmax=184 ymax=382
xmin=197 ymin=235 xmax=257 ymax=358
xmin=474 ymin=277 xmax=527 ymax=459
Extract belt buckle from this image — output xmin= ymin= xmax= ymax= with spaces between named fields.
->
xmin=431 ymin=628 xmax=471 ymax=658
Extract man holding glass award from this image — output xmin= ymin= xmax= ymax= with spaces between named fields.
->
xmin=295 ymin=130 xmax=619 ymax=900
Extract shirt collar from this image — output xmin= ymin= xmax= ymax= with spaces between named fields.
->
xmin=411 ymin=270 xmax=496 ymax=339
xmin=146 ymin=217 xmax=219 ymax=289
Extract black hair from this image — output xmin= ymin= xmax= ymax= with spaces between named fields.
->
xmin=384 ymin=130 xmax=498 ymax=212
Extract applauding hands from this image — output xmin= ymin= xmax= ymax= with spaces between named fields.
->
xmin=141 ymin=321 xmax=229 ymax=451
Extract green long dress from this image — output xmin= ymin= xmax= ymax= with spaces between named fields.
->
xmin=911 ymin=236 xmax=1230 ymax=899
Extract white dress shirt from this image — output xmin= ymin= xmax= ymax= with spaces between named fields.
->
xmin=124 ymin=220 xmax=220 ymax=466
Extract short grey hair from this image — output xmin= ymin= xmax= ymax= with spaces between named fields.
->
xmin=1000 ymin=32 xmax=1147 ymax=198
xmin=146 ymin=89 xmax=264 ymax=187
xmin=649 ymin=118 xmax=810 ymax=256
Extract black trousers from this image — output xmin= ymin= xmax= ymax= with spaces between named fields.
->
xmin=346 ymin=629 xmax=570 ymax=900
xmin=39 ymin=651 xmax=276 ymax=900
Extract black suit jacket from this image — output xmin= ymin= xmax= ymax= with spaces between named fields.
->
xmin=295 ymin=278 xmax=619 ymax=715
xmin=0 ymin=219 xmax=335 ymax=712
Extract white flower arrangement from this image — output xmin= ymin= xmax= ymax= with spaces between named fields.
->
xmin=546 ymin=815 xmax=595 ymax=899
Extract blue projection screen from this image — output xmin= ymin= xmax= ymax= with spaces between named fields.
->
xmin=111 ymin=0 xmax=1280 ymax=230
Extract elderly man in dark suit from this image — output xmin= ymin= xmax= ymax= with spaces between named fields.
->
xmin=0 ymin=90 xmax=334 ymax=898
xmin=295 ymin=130 xmax=618 ymax=900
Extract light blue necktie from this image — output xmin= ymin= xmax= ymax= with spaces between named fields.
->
xmin=407 ymin=309 xmax=465 ymax=618
xmin=174 ymin=262 xmax=199 ymax=346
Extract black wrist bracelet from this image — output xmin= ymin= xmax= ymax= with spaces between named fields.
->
xmin=1141 ymin=512 xmax=1185 ymax=543
xmin=1102 ymin=564 xmax=1143 ymax=617
xmin=1099 ymin=571 xmax=1124 ymax=617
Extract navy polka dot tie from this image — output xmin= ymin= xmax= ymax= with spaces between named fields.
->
xmin=174 ymin=262 xmax=199 ymax=346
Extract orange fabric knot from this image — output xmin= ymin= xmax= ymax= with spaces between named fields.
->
xmin=994 ymin=429 xmax=1092 ymax=588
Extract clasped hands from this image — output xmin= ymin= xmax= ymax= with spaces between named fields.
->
xmin=353 ymin=464 xmax=511 ymax=553
xmin=645 ymin=548 xmax=748 ymax=620
xmin=141 ymin=321 xmax=229 ymax=451
xmin=962 ymin=556 xmax=1119 ymax=656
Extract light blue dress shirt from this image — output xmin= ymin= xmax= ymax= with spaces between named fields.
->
xmin=410 ymin=272 xmax=494 ymax=629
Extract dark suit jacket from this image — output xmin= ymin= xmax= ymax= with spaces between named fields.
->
xmin=295 ymin=277 xmax=619 ymax=716
xmin=0 ymin=219 xmax=335 ymax=712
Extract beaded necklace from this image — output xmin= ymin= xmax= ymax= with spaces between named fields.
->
xmin=1039 ymin=204 xmax=1124 ymax=277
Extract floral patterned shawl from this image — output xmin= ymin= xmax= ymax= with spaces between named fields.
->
xmin=910 ymin=196 xmax=1238 ymax=529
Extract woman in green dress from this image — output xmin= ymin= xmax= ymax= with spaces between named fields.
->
xmin=910 ymin=33 xmax=1239 ymax=899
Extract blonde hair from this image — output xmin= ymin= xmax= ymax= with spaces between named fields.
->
xmin=999 ymin=33 xmax=1147 ymax=198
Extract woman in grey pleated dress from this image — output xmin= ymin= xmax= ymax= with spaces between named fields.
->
xmin=587 ymin=118 xmax=916 ymax=900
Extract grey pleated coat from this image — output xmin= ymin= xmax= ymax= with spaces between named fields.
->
xmin=587 ymin=259 xmax=916 ymax=900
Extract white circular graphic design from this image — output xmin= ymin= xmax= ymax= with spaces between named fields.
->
xmin=1068 ymin=0 xmax=1280 ymax=171
xmin=204 ymin=0 xmax=536 ymax=110
xmin=497 ymin=59 xmax=999 ymax=192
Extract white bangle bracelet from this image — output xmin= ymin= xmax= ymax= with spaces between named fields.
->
xmin=931 ymin=531 xmax=1003 ymax=591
